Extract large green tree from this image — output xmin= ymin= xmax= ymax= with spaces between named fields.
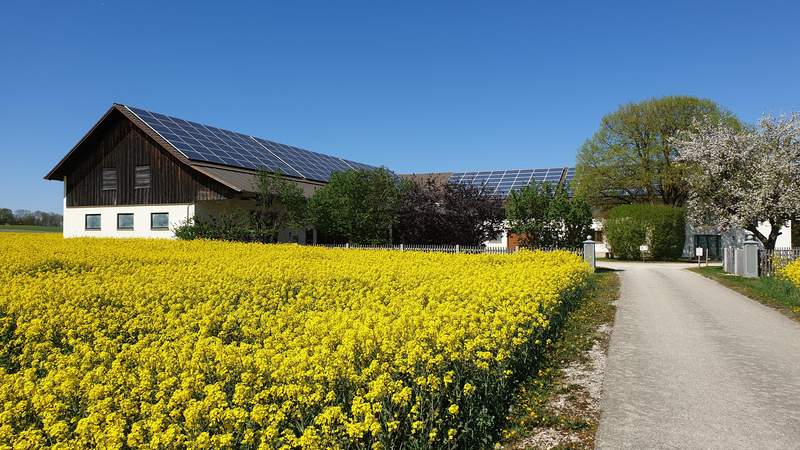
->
xmin=505 ymin=182 xmax=592 ymax=248
xmin=574 ymin=96 xmax=741 ymax=207
xmin=308 ymin=168 xmax=403 ymax=244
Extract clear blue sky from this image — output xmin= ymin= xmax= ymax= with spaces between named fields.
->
xmin=1 ymin=1 xmax=799 ymax=212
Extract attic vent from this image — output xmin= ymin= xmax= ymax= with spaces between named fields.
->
xmin=101 ymin=168 xmax=117 ymax=190
xmin=135 ymin=165 xmax=151 ymax=189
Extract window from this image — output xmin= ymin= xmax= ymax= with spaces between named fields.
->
xmin=101 ymin=168 xmax=117 ymax=190
xmin=151 ymin=212 xmax=169 ymax=230
xmin=85 ymin=214 xmax=101 ymax=230
xmin=117 ymin=213 xmax=134 ymax=230
xmin=135 ymin=165 xmax=151 ymax=189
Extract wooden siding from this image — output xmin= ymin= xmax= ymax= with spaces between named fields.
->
xmin=64 ymin=110 xmax=234 ymax=206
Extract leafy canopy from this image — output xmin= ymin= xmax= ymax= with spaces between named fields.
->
xmin=575 ymin=96 xmax=741 ymax=207
xmin=394 ymin=178 xmax=505 ymax=245
xmin=308 ymin=168 xmax=402 ymax=244
xmin=505 ymin=182 xmax=592 ymax=248
xmin=251 ymin=170 xmax=308 ymax=242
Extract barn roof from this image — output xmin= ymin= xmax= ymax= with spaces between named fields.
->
xmin=45 ymin=104 xmax=377 ymax=192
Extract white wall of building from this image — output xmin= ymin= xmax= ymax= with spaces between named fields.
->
xmin=484 ymin=221 xmax=508 ymax=248
xmin=63 ymin=199 xmax=194 ymax=238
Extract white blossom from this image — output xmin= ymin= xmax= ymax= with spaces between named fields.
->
xmin=674 ymin=114 xmax=800 ymax=248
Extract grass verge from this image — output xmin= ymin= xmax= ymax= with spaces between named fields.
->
xmin=500 ymin=269 xmax=620 ymax=449
xmin=0 ymin=225 xmax=61 ymax=233
xmin=690 ymin=266 xmax=800 ymax=321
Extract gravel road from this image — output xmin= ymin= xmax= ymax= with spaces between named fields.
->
xmin=595 ymin=261 xmax=800 ymax=449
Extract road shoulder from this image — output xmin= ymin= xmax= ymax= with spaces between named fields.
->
xmin=501 ymin=269 xmax=620 ymax=449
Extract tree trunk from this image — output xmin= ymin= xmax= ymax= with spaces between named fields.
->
xmin=746 ymin=222 xmax=782 ymax=250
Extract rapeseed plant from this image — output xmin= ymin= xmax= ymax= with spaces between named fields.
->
xmin=0 ymin=234 xmax=589 ymax=449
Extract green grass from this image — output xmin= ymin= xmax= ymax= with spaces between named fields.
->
xmin=691 ymin=266 xmax=800 ymax=321
xmin=501 ymin=270 xmax=620 ymax=449
xmin=0 ymin=225 xmax=62 ymax=233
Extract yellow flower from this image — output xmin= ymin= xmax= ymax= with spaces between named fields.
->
xmin=781 ymin=260 xmax=800 ymax=287
xmin=463 ymin=383 xmax=475 ymax=396
xmin=0 ymin=233 xmax=589 ymax=448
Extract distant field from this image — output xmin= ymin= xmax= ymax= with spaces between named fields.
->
xmin=0 ymin=224 xmax=61 ymax=233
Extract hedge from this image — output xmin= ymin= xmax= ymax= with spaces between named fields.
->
xmin=604 ymin=204 xmax=685 ymax=260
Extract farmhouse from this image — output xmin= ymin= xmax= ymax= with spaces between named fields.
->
xmin=44 ymin=104 xmax=376 ymax=240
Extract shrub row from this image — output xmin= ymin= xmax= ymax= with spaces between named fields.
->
xmin=604 ymin=204 xmax=685 ymax=260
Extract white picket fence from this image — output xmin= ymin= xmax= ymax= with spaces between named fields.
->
xmin=308 ymin=243 xmax=583 ymax=256
xmin=759 ymin=247 xmax=800 ymax=276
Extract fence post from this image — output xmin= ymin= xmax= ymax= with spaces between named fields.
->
xmin=743 ymin=233 xmax=759 ymax=278
xmin=583 ymin=235 xmax=596 ymax=269
xmin=455 ymin=244 xmax=460 ymax=254
xmin=346 ymin=243 xmax=350 ymax=249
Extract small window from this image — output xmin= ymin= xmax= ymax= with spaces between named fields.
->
xmin=151 ymin=212 xmax=169 ymax=230
xmin=117 ymin=213 xmax=134 ymax=230
xmin=135 ymin=165 xmax=151 ymax=189
xmin=102 ymin=168 xmax=117 ymax=190
xmin=85 ymin=214 xmax=101 ymax=230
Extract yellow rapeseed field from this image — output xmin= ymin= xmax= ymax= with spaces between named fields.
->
xmin=0 ymin=233 xmax=590 ymax=449
xmin=781 ymin=259 xmax=800 ymax=287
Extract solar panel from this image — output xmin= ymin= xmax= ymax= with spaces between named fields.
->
xmin=253 ymin=137 xmax=355 ymax=182
xmin=446 ymin=167 xmax=574 ymax=198
xmin=126 ymin=105 xmax=376 ymax=182
xmin=563 ymin=167 xmax=576 ymax=184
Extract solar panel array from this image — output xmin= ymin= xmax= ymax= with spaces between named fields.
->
xmin=126 ymin=105 xmax=376 ymax=182
xmin=447 ymin=168 xmax=570 ymax=197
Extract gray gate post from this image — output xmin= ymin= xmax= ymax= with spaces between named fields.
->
xmin=734 ymin=248 xmax=744 ymax=276
xmin=723 ymin=247 xmax=730 ymax=273
xmin=742 ymin=233 xmax=759 ymax=278
xmin=583 ymin=235 xmax=596 ymax=269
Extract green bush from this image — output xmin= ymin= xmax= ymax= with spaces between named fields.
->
xmin=174 ymin=214 xmax=274 ymax=243
xmin=604 ymin=205 xmax=685 ymax=260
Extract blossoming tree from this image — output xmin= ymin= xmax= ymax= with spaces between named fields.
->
xmin=675 ymin=114 xmax=800 ymax=249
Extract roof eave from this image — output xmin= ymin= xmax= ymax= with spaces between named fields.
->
xmin=190 ymin=165 xmax=244 ymax=193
